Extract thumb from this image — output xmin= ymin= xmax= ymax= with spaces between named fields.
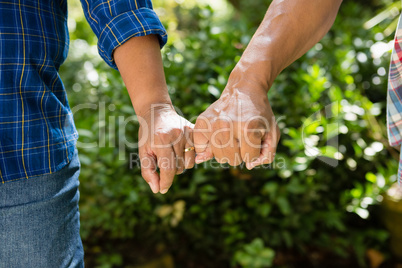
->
xmin=195 ymin=144 xmax=213 ymax=164
xmin=246 ymin=132 xmax=277 ymax=170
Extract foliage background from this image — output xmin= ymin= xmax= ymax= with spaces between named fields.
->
xmin=60 ymin=0 xmax=401 ymax=267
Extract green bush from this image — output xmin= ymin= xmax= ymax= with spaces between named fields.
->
xmin=60 ymin=0 xmax=399 ymax=267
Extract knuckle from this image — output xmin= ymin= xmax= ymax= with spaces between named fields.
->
xmin=244 ymin=124 xmax=265 ymax=140
xmin=170 ymin=127 xmax=183 ymax=137
xmin=195 ymin=116 xmax=209 ymax=128
xmin=154 ymin=131 xmax=170 ymax=143
xmin=251 ymin=130 xmax=264 ymax=139
xmin=247 ymin=118 xmax=265 ymax=130
xmin=183 ymin=125 xmax=193 ymax=134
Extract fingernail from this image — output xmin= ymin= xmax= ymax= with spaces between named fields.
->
xmin=248 ymin=162 xmax=259 ymax=170
xmin=246 ymin=163 xmax=254 ymax=170
xmin=160 ymin=188 xmax=169 ymax=194
xmin=148 ymin=182 xmax=158 ymax=194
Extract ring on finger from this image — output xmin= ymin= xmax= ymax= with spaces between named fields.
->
xmin=184 ymin=146 xmax=195 ymax=153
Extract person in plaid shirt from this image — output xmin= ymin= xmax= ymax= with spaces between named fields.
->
xmin=0 ymin=0 xmax=193 ymax=266
xmin=5 ymin=0 xmax=401 ymax=266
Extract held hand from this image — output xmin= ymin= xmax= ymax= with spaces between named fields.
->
xmin=113 ymin=36 xmax=195 ymax=194
xmin=194 ymin=79 xmax=280 ymax=169
xmin=138 ymin=104 xmax=194 ymax=194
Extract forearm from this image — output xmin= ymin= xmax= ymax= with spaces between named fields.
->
xmin=231 ymin=0 xmax=342 ymax=91
xmin=114 ymin=35 xmax=172 ymax=117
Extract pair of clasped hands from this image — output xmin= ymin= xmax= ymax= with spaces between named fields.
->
xmin=138 ymin=86 xmax=281 ymax=195
xmin=113 ymin=0 xmax=343 ymax=194
xmin=114 ymin=35 xmax=280 ymax=194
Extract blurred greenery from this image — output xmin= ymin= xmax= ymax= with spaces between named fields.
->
xmin=60 ymin=0 xmax=401 ymax=267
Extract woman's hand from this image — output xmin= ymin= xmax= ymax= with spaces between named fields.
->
xmin=114 ymin=35 xmax=194 ymax=194
xmin=138 ymin=104 xmax=194 ymax=194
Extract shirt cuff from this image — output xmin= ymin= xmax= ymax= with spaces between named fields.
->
xmin=97 ymin=8 xmax=168 ymax=70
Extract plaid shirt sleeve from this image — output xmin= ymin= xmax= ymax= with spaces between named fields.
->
xmin=387 ymin=14 xmax=402 ymax=184
xmin=80 ymin=0 xmax=168 ymax=70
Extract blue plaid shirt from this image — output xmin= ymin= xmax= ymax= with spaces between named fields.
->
xmin=0 ymin=0 xmax=167 ymax=183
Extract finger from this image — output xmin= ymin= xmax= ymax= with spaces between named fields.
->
xmin=242 ymin=127 xmax=265 ymax=168
xmin=210 ymin=137 xmax=227 ymax=164
xmin=247 ymin=126 xmax=280 ymax=169
xmin=213 ymin=137 xmax=241 ymax=166
xmin=173 ymin=133 xmax=186 ymax=175
xmin=196 ymin=143 xmax=213 ymax=164
xmin=156 ymin=147 xmax=176 ymax=194
xmin=184 ymin=127 xmax=195 ymax=169
xmin=194 ymin=116 xmax=213 ymax=163
xmin=209 ymin=123 xmax=227 ymax=164
xmin=139 ymin=147 xmax=160 ymax=194
xmin=230 ymin=138 xmax=242 ymax=166
xmin=209 ymin=121 xmax=239 ymax=165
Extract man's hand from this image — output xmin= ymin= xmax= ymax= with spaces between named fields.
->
xmin=194 ymin=77 xmax=280 ymax=169
xmin=138 ymin=104 xmax=194 ymax=194
xmin=194 ymin=0 xmax=342 ymax=169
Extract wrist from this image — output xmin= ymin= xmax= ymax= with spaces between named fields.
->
xmin=224 ymin=66 xmax=271 ymax=97
xmin=133 ymin=92 xmax=173 ymax=118
xmin=229 ymin=56 xmax=275 ymax=93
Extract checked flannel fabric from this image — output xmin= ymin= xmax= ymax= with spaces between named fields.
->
xmin=0 ymin=0 xmax=167 ymax=183
xmin=388 ymin=14 xmax=402 ymax=184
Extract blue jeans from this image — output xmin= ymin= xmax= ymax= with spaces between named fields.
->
xmin=0 ymin=149 xmax=84 ymax=267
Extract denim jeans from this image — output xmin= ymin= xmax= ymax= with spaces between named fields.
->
xmin=0 ymin=149 xmax=84 ymax=268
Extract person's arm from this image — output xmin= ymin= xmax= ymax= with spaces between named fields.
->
xmin=114 ymin=35 xmax=171 ymax=117
xmin=194 ymin=0 xmax=343 ymax=168
xmin=79 ymin=1 xmax=194 ymax=194
xmin=233 ymin=0 xmax=343 ymax=91
xmin=114 ymin=35 xmax=195 ymax=194
xmin=79 ymin=0 xmax=168 ymax=69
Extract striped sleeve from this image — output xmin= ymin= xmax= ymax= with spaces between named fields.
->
xmin=80 ymin=0 xmax=168 ymax=70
